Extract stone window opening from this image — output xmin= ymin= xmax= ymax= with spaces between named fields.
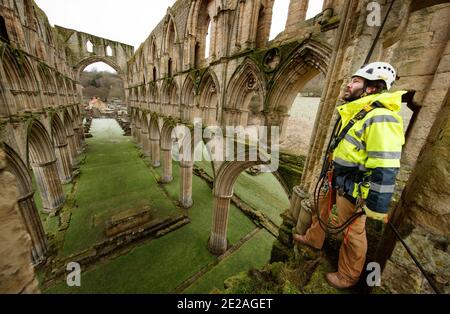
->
xmin=153 ymin=67 xmax=157 ymax=82
xmin=305 ymin=0 xmax=324 ymax=20
xmin=168 ymin=58 xmax=173 ymax=77
xmin=205 ymin=19 xmax=212 ymax=59
xmin=268 ymin=0 xmax=289 ymax=41
xmin=106 ymin=45 xmax=113 ymax=56
xmin=86 ymin=40 xmax=94 ymax=53
xmin=0 ymin=16 xmax=9 ymax=43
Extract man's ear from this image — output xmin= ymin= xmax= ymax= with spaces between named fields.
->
xmin=365 ymin=86 xmax=378 ymax=94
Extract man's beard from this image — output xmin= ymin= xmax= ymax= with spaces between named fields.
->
xmin=343 ymin=88 xmax=365 ymax=102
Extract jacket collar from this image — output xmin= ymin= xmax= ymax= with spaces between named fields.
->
xmin=337 ymin=90 xmax=407 ymax=120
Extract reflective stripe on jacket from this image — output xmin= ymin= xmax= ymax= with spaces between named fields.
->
xmin=332 ymin=90 xmax=407 ymax=213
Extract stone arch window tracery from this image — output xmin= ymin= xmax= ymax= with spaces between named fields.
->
xmin=199 ymin=71 xmax=220 ymax=125
xmin=181 ymin=75 xmax=196 ymax=121
xmin=226 ymin=60 xmax=266 ymax=126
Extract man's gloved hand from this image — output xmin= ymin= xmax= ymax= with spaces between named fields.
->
xmin=363 ymin=205 xmax=388 ymax=223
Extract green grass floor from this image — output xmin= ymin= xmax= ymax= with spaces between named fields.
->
xmin=42 ymin=119 xmax=290 ymax=293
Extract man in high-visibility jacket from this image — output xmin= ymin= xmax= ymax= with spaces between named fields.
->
xmin=293 ymin=62 xmax=406 ymax=289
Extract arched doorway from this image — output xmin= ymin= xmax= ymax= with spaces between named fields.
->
xmin=4 ymin=145 xmax=48 ymax=265
xmin=27 ymin=120 xmax=65 ymax=213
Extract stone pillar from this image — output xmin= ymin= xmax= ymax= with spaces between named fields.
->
xmin=0 ymin=150 xmax=40 ymax=293
xmin=73 ymin=126 xmax=82 ymax=153
xmin=17 ymin=193 xmax=48 ymax=265
xmin=135 ymin=125 xmax=142 ymax=147
xmin=179 ymin=160 xmax=193 ymax=208
xmin=290 ymin=186 xmax=309 ymax=221
xmin=54 ymin=143 xmax=73 ymax=184
xmin=161 ymin=148 xmax=173 ymax=183
xmin=67 ymin=133 xmax=77 ymax=165
xmin=141 ymin=129 xmax=151 ymax=157
xmin=150 ymin=138 xmax=160 ymax=167
xmin=32 ymin=160 xmax=65 ymax=213
xmin=130 ymin=118 xmax=136 ymax=140
xmin=295 ymin=199 xmax=313 ymax=235
xmin=285 ymin=0 xmax=309 ymax=31
xmin=77 ymin=122 xmax=85 ymax=147
xmin=208 ymin=194 xmax=232 ymax=255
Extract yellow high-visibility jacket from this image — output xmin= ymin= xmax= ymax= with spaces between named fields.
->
xmin=332 ymin=91 xmax=407 ymax=214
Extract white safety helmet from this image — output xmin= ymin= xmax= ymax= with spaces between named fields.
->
xmin=353 ymin=62 xmax=397 ymax=91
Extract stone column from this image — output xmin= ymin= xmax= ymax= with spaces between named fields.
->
xmin=141 ymin=129 xmax=151 ymax=157
xmin=135 ymin=125 xmax=142 ymax=147
xmin=32 ymin=160 xmax=65 ymax=213
xmin=179 ymin=160 xmax=193 ymax=208
xmin=67 ymin=133 xmax=77 ymax=165
xmin=290 ymin=186 xmax=309 ymax=221
xmin=0 ymin=150 xmax=40 ymax=293
xmin=73 ymin=126 xmax=82 ymax=153
xmin=161 ymin=148 xmax=173 ymax=183
xmin=208 ymin=194 xmax=232 ymax=255
xmin=285 ymin=0 xmax=309 ymax=31
xmin=295 ymin=199 xmax=313 ymax=236
xmin=54 ymin=143 xmax=73 ymax=184
xmin=17 ymin=193 xmax=48 ymax=265
xmin=150 ymin=137 xmax=161 ymax=167
xmin=130 ymin=116 xmax=136 ymax=140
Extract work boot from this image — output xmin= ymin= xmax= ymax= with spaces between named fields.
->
xmin=293 ymin=233 xmax=321 ymax=250
xmin=325 ymin=272 xmax=358 ymax=289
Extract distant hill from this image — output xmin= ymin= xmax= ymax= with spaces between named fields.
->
xmin=81 ymin=70 xmax=125 ymax=102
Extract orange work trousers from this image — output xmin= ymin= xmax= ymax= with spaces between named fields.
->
xmin=304 ymin=191 xmax=367 ymax=283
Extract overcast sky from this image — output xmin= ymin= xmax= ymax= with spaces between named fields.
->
xmin=34 ymin=0 xmax=323 ymax=72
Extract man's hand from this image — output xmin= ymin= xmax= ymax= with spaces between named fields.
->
xmin=363 ymin=205 xmax=388 ymax=223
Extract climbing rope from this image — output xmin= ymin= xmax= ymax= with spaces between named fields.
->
xmin=387 ymin=222 xmax=442 ymax=294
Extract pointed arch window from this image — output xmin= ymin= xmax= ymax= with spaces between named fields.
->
xmin=205 ymin=19 xmax=212 ymax=59
xmin=269 ymin=0 xmax=289 ymax=40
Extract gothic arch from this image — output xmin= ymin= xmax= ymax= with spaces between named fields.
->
xmin=161 ymin=79 xmax=179 ymax=117
xmin=185 ymin=0 xmax=218 ymax=67
xmin=75 ymin=56 xmax=123 ymax=80
xmin=149 ymin=114 xmax=161 ymax=167
xmin=0 ymin=49 xmax=38 ymax=112
xmin=50 ymin=113 xmax=73 ymax=183
xmin=181 ymin=75 xmax=196 ymax=121
xmin=163 ymin=13 xmax=181 ymax=75
xmin=225 ymin=59 xmax=266 ymax=126
xmin=148 ymin=83 xmax=159 ymax=104
xmin=267 ymin=40 xmax=331 ymax=114
xmin=198 ymin=69 xmax=220 ymax=125
xmin=27 ymin=119 xmax=65 ymax=213
xmin=63 ymin=109 xmax=77 ymax=163
xmin=140 ymin=112 xmax=150 ymax=156
xmin=208 ymin=153 xmax=269 ymax=255
xmin=3 ymin=144 xmax=48 ymax=265
xmin=160 ymin=118 xmax=177 ymax=183
xmin=0 ymin=49 xmax=23 ymax=113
